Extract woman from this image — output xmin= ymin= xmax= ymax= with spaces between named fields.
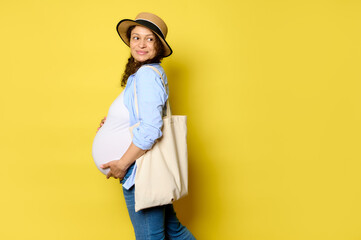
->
xmin=92 ymin=12 xmax=196 ymax=239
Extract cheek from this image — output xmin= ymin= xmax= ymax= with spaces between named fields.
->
xmin=149 ymin=44 xmax=156 ymax=55
xmin=129 ymin=43 xmax=135 ymax=51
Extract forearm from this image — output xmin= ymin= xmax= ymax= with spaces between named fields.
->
xmin=119 ymin=142 xmax=147 ymax=170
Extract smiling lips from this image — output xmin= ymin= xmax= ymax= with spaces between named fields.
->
xmin=136 ymin=51 xmax=148 ymax=55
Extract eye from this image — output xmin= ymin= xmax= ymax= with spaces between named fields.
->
xmin=132 ymin=36 xmax=139 ymax=40
xmin=147 ymin=38 xmax=154 ymax=42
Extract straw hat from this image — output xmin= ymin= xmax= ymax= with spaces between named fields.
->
xmin=116 ymin=12 xmax=173 ymax=57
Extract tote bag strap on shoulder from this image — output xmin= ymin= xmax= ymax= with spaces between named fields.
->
xmin=133 ymin=65 xmax=171 ymax=119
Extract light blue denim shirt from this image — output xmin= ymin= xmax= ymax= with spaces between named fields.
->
xmin=121 ymin=63 xmax=169 ymax=189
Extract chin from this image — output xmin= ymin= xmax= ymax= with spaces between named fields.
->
xmin=137 ymin=58 xmax=149 ymax=62
xmin=134 ymin=56 xmax=148 ymax=62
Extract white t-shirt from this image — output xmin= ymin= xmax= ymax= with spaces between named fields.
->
xmin=92 ymin=91 xmax=132 ymax=175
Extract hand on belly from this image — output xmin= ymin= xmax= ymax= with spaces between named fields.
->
xmin=100 ymin=160 xmax=127 ymax=180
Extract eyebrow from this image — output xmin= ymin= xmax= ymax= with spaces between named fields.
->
xmin=131 ymin=33 xmax=154 ymax=37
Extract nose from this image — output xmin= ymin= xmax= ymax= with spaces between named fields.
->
xmin=139 ymin=39 xmax=146 ymax=48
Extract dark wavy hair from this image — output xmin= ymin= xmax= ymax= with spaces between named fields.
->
xmin=121 ymin=26 xmax=165 ymax=87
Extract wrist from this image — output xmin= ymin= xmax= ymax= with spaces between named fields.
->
xmin=117 ymin=159 xmax=129 ymax=171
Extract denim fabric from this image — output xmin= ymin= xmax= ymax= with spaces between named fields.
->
xmin=123 ymin=186 xmax=196 ymax=240
xmin=120 ymin=162 xmax=135 ymax=186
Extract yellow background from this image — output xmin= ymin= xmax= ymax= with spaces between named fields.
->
xmin=1 ymin=0 xmax=361 ymax=239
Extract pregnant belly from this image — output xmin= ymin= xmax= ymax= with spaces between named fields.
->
xmin=92 ymin=127 xmax=132 ymax=175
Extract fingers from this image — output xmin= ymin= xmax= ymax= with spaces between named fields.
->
xmin=100 ymin=163 xmax=109 ymax=169
xmin=103 ymin=160 xmax=114 ymax=179
xmin=102 ymin=159 xmax=124 ymax=180
xmin=101 ymin=160 xmax=116 ymax=169
xmin=101 ymin=116 xmax=107 ymax=124
xmin=106 ymin=170 xmax=120 ymax=180
xmin=97 ymin=116 xmax=107 ymax=132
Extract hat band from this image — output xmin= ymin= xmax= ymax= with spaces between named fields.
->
xmin=135 ymin=19 xmax=165 ymax=39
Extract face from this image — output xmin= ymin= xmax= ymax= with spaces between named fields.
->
xmin=129 ymin=26 xmax=157 ymax=62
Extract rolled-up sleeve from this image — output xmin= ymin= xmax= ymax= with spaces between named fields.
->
xmin=132 ymin=67 xmax=168 ymax=150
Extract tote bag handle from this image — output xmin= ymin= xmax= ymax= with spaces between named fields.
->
xmin=133 ymin=65 xmax=171 ymax=118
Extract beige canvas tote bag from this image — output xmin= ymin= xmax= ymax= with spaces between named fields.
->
xmin=130 ymin=65 xmax=188 ymax=212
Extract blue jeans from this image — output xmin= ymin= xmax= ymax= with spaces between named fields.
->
xmin=123 ymin=186 xmax=196 ymax=240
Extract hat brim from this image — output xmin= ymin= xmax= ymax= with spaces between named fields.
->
xmin=116 ymin=19 xmax=173 ymax=57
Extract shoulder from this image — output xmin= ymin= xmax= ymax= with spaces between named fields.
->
xmin=135 ymin=64 xmax=166 ymax=84
xmin=135 ymin=65 xmax=158 ymax=78
xmin=137 ymin=63 xmax=164 ymax=75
